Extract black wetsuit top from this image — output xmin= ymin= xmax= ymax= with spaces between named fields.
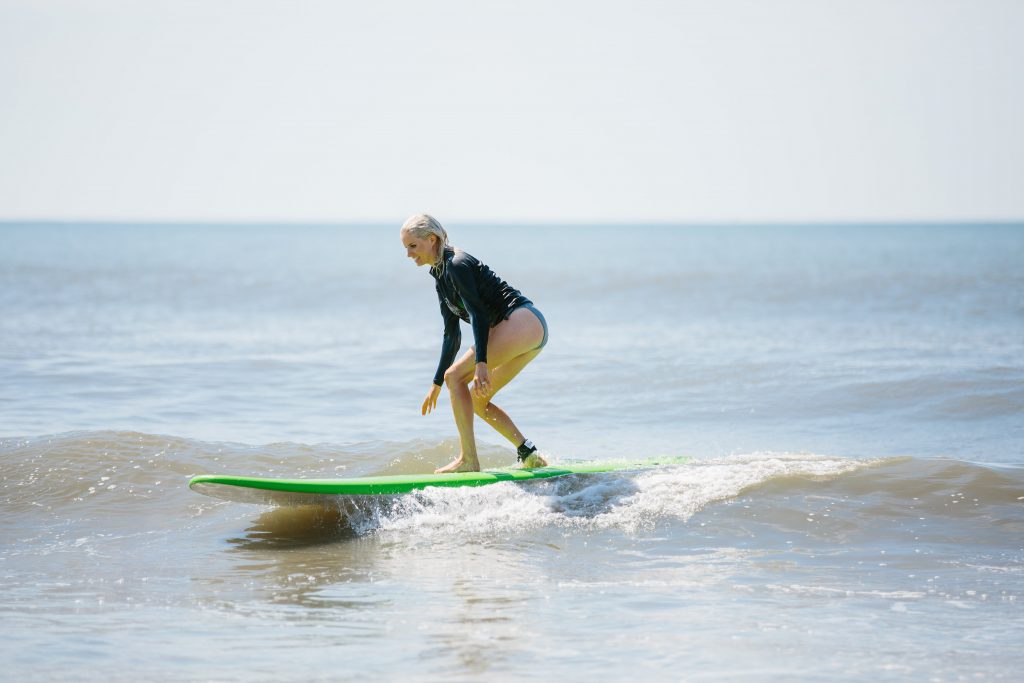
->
xmin=430 ymin=247 xmax=532 ymax=386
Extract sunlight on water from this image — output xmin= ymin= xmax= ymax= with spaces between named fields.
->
xmin=1 ymin=224 xmax=1022 ymax=681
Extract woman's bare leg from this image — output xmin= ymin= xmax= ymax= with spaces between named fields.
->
xmin=472 ymin=348 xmax=541 ymax=445
xmin=435 ymin=308 xmax=545 ymax=473
xmin=440 ymin=375 xmax=475 ymax=470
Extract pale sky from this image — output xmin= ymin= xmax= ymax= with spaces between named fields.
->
xmin=1 ymin=0 xmax=1022 ymax=223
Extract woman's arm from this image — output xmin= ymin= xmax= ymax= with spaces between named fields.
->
xmin=433 ymin=285 xmax=462 ymax=384
xmin=446 ymin=257 xmax=491 ymax=365
xmin=424 ymin=288 xmax=462 ymax=415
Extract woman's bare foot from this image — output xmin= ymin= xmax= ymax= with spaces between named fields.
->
xmin=522 ymin=452 xmax=548 ymax=468
xmin=435 ymin=457 xmax=481 ymax=474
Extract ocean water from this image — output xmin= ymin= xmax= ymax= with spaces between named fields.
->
xmin=1 ymin=223 xmax=1022 ymax=681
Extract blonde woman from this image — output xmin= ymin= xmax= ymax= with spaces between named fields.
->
xmin=401 ymin=214 xmax=549 ymax=473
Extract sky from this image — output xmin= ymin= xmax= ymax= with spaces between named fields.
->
xmin=1 ymin=0 xmax=1022 ymax=223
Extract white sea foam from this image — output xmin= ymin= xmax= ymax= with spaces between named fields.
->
xmin=371 ymin=453 xmax=878 ymax=538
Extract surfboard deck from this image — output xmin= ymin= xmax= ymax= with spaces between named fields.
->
xmin=189 ymin=456 xmax=689 ymax=506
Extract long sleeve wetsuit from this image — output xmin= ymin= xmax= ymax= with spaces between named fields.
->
xmin=430 ymin=247 xmax=532 ymax=386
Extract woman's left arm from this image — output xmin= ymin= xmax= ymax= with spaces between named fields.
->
xmin=447 ymin=258 xmax=494 ymax=399
xmin=447 ymin=258 xmax=492 ymax=366
xmin=471 ymin=362 xmax=491 ymax=399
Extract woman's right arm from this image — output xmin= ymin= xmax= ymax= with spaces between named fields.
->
xmin=424 ymin=289 xmax=461 ymax=414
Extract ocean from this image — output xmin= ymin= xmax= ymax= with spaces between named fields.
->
xmin=1 ymin=223 xmax=1022 ymax=681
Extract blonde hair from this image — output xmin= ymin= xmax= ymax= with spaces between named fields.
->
xmin=400 ymin=213 xmax=450 ymax=266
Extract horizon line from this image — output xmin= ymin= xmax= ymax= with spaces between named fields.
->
xmin=2 ymin=218 xmax=1023 ymax=228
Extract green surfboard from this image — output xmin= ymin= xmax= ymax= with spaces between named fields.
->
xmin=189 ymin=456 xmax=689 ymax=506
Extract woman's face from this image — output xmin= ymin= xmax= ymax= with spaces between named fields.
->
xmin=401 ymin=229 xmax=438 ymax=267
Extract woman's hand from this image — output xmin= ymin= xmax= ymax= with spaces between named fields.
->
xmin=421 ymin=383 xmax=442 ymax=415
xmin=472 ymin=362 xmax=492 ymax=399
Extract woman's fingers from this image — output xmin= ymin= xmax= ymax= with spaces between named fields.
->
xmin=472 ymin=367 xmax=491 ymax=399
xmin=471 ymin=380 xmax=492 ymax=399
xmin=422 ymin=388 xmax=439 ymax=415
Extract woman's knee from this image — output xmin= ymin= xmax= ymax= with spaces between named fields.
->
xmin=443 ymin=365 xmax=470 ymax=388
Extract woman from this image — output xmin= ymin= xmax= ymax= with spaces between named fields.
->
xmin=401 ymin=214 xmax=549 ymax=473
